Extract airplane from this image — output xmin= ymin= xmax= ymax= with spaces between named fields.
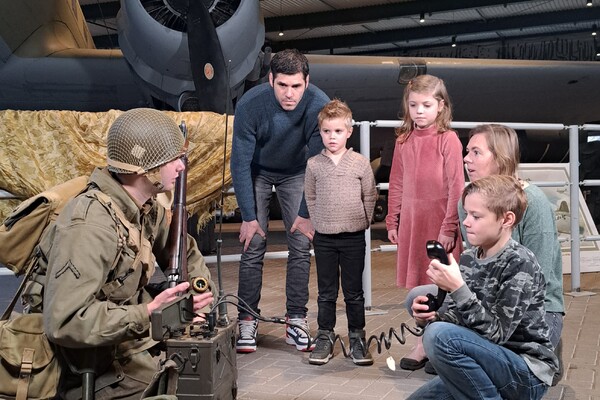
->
xmin=2 ymin=0 xmax=600 ymax=172
xmin=2 ymin=1 xmax=600 ymax=121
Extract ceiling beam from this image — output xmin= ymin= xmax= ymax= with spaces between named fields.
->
xmin=270 ymin=7 xmax=600 ymax=52
xmin=264 ymin=0 xmax=530 ymax=32
xmin=341 ymin=28 xmax=597 ymax=56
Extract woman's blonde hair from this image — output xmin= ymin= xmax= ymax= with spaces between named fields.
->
xmin=396 ymin=74 xmax=453 ymax=143
xmin=468 ymin=124 xmax=520 ymax=177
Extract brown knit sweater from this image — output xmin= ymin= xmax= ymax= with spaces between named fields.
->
xmin=305 ymin=149 xmax=377 ymax=234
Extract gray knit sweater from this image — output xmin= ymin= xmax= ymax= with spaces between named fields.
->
xmin=305 ymin=149 xmax=377 ymax=234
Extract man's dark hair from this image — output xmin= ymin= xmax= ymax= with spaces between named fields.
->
xmin=270 ymin=49 xmax=309 ymax=79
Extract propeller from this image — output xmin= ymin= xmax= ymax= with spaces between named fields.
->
xmin=164 ymin=0 xmax=229 ymax=113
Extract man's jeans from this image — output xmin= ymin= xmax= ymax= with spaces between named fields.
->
xmin=407 ymin=322 xmax=548 ymax=400
xmin=237 ymin=173 xmax=311 ymax=318
xmin=313 ymin=230 xmax=366 ymax=332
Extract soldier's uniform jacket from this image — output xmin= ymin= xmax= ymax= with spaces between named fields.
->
xmin=23 ymin=167 xmax=213 ymax=397
xmin=441 ymin=238 xmax=559 ymax=386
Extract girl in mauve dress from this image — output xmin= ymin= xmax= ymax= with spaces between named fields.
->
xmin=385 ymin=75 xmax=464 ymax=370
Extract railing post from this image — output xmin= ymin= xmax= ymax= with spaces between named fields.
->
xmin=568 ymin=125 xmax=581 ymax=293
xmin=359 ymin=120 xmax=373 ymax=310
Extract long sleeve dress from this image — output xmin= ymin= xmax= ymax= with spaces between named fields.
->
xmin=385 ymin=125 xmax=464 ymax=288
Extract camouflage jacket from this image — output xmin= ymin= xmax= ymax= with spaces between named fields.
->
xmin=442 ymin=238 xmax=559 ymax=385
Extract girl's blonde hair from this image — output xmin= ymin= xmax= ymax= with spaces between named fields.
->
xmin=468 ymin=124 xmax=520 ymax=177
xmin=396 ymin=74 xmax=453 ymax=143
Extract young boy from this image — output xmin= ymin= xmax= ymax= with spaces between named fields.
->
xmin=304 ymin=99 xmax=377 ymax=366
xmin=408 ymin=175 xmax=558 ymax=399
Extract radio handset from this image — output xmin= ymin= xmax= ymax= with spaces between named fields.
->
xmin=424 ymin=240 xmax=449 ymax=312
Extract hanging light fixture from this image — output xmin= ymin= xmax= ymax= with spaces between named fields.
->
xmin=419 ymin=12 xmax=425 ymax=23
xmin=587 ymin=0 xmax=593 ymax=6
xmin=451 ymin=36 xmax=457 ymax=47
xmin=593 ymin=24 xmax=598 ymax=36
xmin=278 ymin=0 xmax=284 ymax=36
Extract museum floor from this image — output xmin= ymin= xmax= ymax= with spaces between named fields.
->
xmin=0 ymin=221 xmax=597 ymax=399
xmin=211 ymin=221 xmax=600 ymax=400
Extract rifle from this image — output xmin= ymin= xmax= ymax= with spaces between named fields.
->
xmin=166 ymin=121 xmax=209 ymax=293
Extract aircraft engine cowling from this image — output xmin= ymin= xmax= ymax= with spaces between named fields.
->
xmin=117 ymin=0 xmax=264 ymax=111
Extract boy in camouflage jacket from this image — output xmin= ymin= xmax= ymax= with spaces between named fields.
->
xmin=408 ymin=175 xmax=558 ymax=400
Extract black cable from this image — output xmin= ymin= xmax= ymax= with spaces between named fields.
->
xmin=197 ymin=293 xmax=427 ymax=357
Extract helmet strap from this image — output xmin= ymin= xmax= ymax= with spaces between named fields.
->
xmin=106 ymin=157 xmax=146 ymax=175
xmin=146 ymin=168 xmax=165 ymax=192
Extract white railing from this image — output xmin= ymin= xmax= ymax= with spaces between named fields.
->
xmin=2 ymin=122 xmax=598 ymax=301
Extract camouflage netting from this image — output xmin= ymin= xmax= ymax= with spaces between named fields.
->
xmin=0 ymin=109 xmax=237 ymax=226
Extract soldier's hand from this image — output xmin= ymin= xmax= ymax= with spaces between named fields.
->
xmin=191 ymin=291 xmax=214 ymax=323
xmin=146 ymin=281 xmax=190 ymax=316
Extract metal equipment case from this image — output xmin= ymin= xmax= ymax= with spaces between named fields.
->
xmin=165 ymin=322 xmax=237 ymax=399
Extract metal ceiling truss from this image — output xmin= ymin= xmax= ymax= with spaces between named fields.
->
xmin=82 ymin=0 xmax=600 ymax=55
xmin=271 ymin=7 xmax=600 ymax=52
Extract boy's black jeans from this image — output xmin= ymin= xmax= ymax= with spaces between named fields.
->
xmin=313 ymin=230 xmax=366 ymax=332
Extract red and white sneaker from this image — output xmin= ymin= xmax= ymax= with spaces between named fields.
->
xmin=285 ymin=316 xmax=315 ymax=351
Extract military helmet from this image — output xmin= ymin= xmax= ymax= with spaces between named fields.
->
xmin=107 ymin=108 xmax=186 ymax=174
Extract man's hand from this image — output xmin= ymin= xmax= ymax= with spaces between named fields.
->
xmin=290 ymin=216 xmax=315 ymax=241
xmin=147 ymin=281 xmax=190 ymax=316
xmin=426 ymin=254 xmax=464 ymax=292
xmin=239 ymin=220 xmax=266 ymax=252
xmin=411 ymin=295 xmax=437 ymax=327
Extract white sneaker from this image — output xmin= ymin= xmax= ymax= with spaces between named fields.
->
xmin=236 ymin=317 xmax=258 ymax=353
xmin=285 ymin=316 xmax=315 ymax=351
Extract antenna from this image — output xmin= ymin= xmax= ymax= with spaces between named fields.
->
xmin=215 ymin=59 xmax=232 ymax=327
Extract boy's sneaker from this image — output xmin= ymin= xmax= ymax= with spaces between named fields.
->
xmin=236 ymin=317 xmax=258 ymax=353
xmin=285 ymin=316 xmax=315 ymax=351
xmin=349 ymin=330 xmax=374 ymax=366
xmin=308 ymin=330 xmax=335 ymax=365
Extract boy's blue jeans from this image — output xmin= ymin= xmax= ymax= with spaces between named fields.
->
xmin=313 ymin=230 xmax=366 ymax=332
xmin=237 ymin=173 xmax=311 ymax=319
xmin=407 ymin=322 xmax=548 ymax=400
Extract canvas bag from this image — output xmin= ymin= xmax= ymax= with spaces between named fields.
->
xmin=0 ymin=178 xmax=88 ymax=400
xmin=0 ymin=176 xmax=89 ymax=275
xmin=0 ymin=313 xmax=61 ymax=400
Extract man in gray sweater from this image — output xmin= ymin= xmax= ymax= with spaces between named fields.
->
xmin=230 ymin=49 xmax=330 ymax=353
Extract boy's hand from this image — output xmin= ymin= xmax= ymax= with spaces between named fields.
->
xmin=426 ymin=254 xmax=464 ymax=292
xmin=290 ymin=216 xmax=315 ymax=241
xmin=412 ymin=295 xmax=437 ymax=327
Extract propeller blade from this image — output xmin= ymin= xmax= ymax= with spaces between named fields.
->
xmin=186 ymin=0 xmax=229 ymax=113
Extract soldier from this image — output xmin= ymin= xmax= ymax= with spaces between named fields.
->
xmin=29 ymin=108 xmax=214 ymax=399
